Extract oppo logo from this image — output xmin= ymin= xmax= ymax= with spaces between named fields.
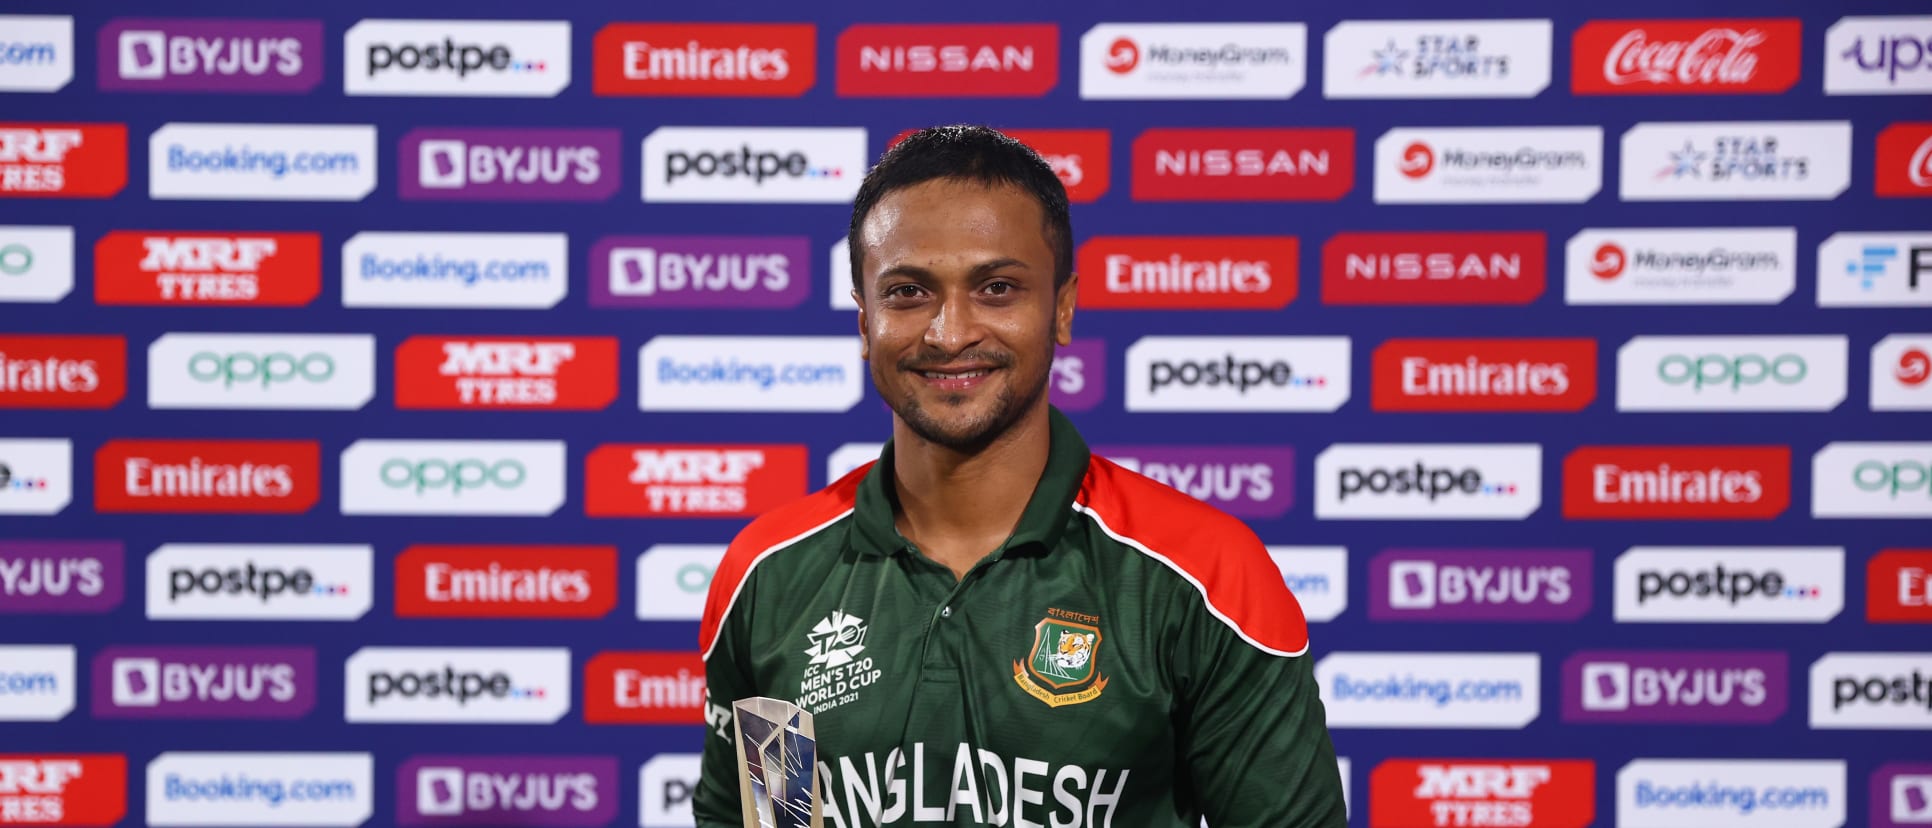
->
xmin=1853 ymin=460 xmax=1931 ymax=498
xmin=1656 ymin=353 xmax=1805 ymax=390
xmin=380 ymin=458 xmax=524 ymax=495
xmin=341 ymin=440 xmax=565 ymax=517
xmin=187 ymin=351 xmax=333 ymax=388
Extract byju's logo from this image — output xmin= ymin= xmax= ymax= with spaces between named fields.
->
xmin=1125 ymin=336 xmax=1350 ymax=412
xmin=1869 ymin=549 xmax=1932 ymax=623
xmin=0 ymin=540 xmax=124 ymax=614
xmin=398 ymin=755 xmax=616 ymax=826
xmin=338 ymin=439 xmax=566 ymax=517
xmin=643 ymin=126 xmax=866 ymax=203
xmin=0 ymin=645 xmax=75 ymax=721
xmin=1317 ymin=652 xmax=1541 ymax=729
xmin=1562 ymin=445 xmax=1790 ymax=520
xmin=638 ymin=336 xmax=861 ymax=413
xmin=585 ymin=444 xmax=807 ymax=518
xmin=345 ymin=20 xmax=570 ymax=97
xmin=1565 ymin=650 xmax=1786 ymax=724
xmin=1269 ymin=546 xmax=1349 ymax=623
xmin=1095 ymin=445 xmax=1294 ymax=519
xmin=101 ymin=18 xmax=321 ymax=93
xmin=1370 ymin=548 xmax=1591 ymax=622
xmin=94 ymin=231 xmax=321 ymax=306
xmin=0 ymin=438 xmax=72 ymax=515
xmin=400 ymin=128 xmax=619 ymax=201
xmin=1051 ymin=338 xmax=1106 ymax=413
xmin=1873 ymin=335 xmax=1932 ymax=411
xmin=1614 ymin=547 xmax=1844 ymax=623
xmin=1812 ymin=442 xmax=1932 ymax=518
xmin=1321 ymin=231 xmax=1548 ymax=306
xmin=0 ymin=123 xmax=128 ymax=198
xmin=0 ymin=15 xmax=75 ymax=92
xmin=591 ymin=235 xmax=808 ymax=309
xmin=634 ymin=544 xmax=723 ymax=622
xmin=147 ymin=544 xmax=372 ymax=621
xmin=0 ymin=225 xmax=74 ymax=303
xmin=147 ymin=333 xmax=375 ymax=411
xmin=1369 ymin=759 xmax=1594 ymax=828
xmin=1817 ymin=232 xmax=1932 ymax=307
xmin=1565 ymin=227 xmax=1796 ymax=305
xmin=1615 ymin=335 xmax=1848 ymax=412
xmin=1324 ymin=19 xmax=1553 ymax=100
xmin=149 ymin=123 xmax=377 ymax=201
xmin=1620 ymin=121 xmax=1852 ymax=201
xmin=0 ymin=754 xmax=127 ymax=826
xmin=147 ymin=752 xmax=373 ymax=828
xmin=1809 ymin=652 xmax=1932 ymax=729
xmin=1617 ymin=759 xmax=1845 ymax=828
xmin=342 ymin=231 xmax=567 ymax=309
xmin=345 ymin=647 xmax=571 ymax=724
xmin=1874 ymin=762 xmax=1932 ymax=826
xmin=1315 ymin=444 xmax=1542 ymax=520
xmin=1825 ymin=16 xmax=1932 ymax=95
xmin=394 ymin=336 xmax=618 ymax=411
xmin=394 ymin=545 xmax=616 ymax=620
xmin=1079 ymin=23 xmax=1305 ymax=100
xmin=92 ymin=645 xmax=316 ymax=719
xmin=1374 ymin=126 xmax=1603 ymax=203
xmin=582 ymin=652 xmax=706 ymax=724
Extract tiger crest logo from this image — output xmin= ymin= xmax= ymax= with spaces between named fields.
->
xmin=1014 ymin=608 xmax=1109 ymax=707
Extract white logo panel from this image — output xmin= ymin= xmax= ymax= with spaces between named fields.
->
xmin=1812 ymin=442 xmax=1932 ymax=518
xmin=1316 ymin=652 xmax=1540 ymax=729
xmin=638 ymin=336 xmax=863 ymax=413
xmin=1268 ymin=546 xmax=1348 ymax=623
xmin=1614 ymin=335 xmax=1847 ymax=412
xmin=635 ymin=545 xmax=724 ymax=622
xmin=146 ymin=752 xmax=374 ymax=827
xmin=147 ymin=544 xmax=373 ymax=621
xmin=1808 ymin=653 xmax=1932 ymax=729
xmin=339 ymin=439 xmax=566 ymax=516
xmin=1619 ymin=121 xmax=1851 ymax=201
xmin=1124 ymin=336 xmax=1351 ymax=412
xmin=0 ymin=225 xmax=74 ymax=302
xmin=1079 ymin=23 xmax=1306 ymax=100
xmin=1615 ymin=759 xmax=1846 ymax=828
xmin=642 ymin=127 xmax=867 ymax=204
xmin=0 ymin=645 xmax=75 ymax=721
xmin=1612 ymin=546 xmax=1844 ymax=623
xmin=1824 ymin=17 xmax=1932 ymax=95
xmin=344 ymin=647 xmax=571 ymax=724
xmin=639 ymin=754 xmax=702 ymax=828
xmin=0 ymin=438 xmax=72 ymax=515
xmin=1564 ymin=227 xmax=1795 ymax=305
xmin=1817 ymin=232 xmax=1932 ymax=307
xmin=1315 ymin=444 xmax=1542 ymax=520
xmin=147 ymin=333 xmax=375 ymax=411
xmin=341 ymin=231 xmax=567 ymax=309
xmin=1324 ymin=20 xmax=1551 ymax=99
xmin=826 ymin=442 xmax=883 ymax=485
xmin=830 ymin=237 xmax=857 ymax=310
xmin=149 ymin=123 xmax=378 ymax=201
xmin=343 ymin=20 xmax=570 ymax=97
xmin=1874 ymin=334 xmax=1932 ymax=411
xmin=0 ymin=16 xmax=74 ymax=92
xmin=1374 ymin=126 xmax=1602 ymax=204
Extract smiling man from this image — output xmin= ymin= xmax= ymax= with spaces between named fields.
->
xmin=694 ymin=125 xmax=1345 ymax=828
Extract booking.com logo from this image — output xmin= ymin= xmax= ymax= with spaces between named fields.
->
xmin=166 ymin=144 xmax=362 ymax=179
xmin=357 ymin=252 xmax=552 ymax=286
xmin=653 ymin=357 xmax=845 ymax=390
xmin=163 ymin=773 xmax=360 ymax=807
xmin=1329 ymin=672 xmax=1525 ymax=707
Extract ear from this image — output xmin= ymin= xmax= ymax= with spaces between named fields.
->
xmin=856 ymin=292 xmax=870 ymax=362
xmin=1053 ymin=273 xmax=1078 ymax=347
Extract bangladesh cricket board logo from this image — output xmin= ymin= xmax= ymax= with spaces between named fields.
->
xmin=1014 ymin=609 xmax=1108 ymax=707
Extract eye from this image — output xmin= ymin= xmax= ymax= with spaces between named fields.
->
xmin=984 ymin=280 xmax=1015 ymax=296
xmin=885 ymin=283 xmax=923 ymax=299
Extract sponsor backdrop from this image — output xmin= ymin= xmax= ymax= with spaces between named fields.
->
xmin=0 ymin=0 xmax=1927 ymax=826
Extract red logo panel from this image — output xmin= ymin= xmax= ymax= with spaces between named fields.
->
xmin=394 ymin=336 xmax=619 ymax=411
xmin=1875 ymin=122 xmax=1932 ymax=198
xmin=1572 ymin=19 xmax=1801 ymax=95
xmin=1076 ymin=236 xmax=1297 ymax=310
xmin=0 ymin=754 xmax=127 ymax=826
xmin=0 ymin=123 xmax=127 ymax=198
xmin=837 ymin=24 xmax=1058 ymax=97
xmin=585 ymin=444 xmax=808 ymax=518
xmin=1323 ymin=232 xmax=1547 ymax=305
xmin=93 ymin=231 xmax=322 ymax=306
xmin=395 ymin=545 xmax=617 ymax=619
xmin=892 ymin=128 xmax=1110 ymax=203
xmin=1370 ymin=759 xmax=1594 ymax=828
xmin=1868 ymin=549 xmax=1932 ymax=623
xmin=583 ymin=651 xmax=706 ymax=724
xmin=1373 ymin=338 xmax=1597 ymax=412
xmin=94 ymin=440 xmax=320 ymax=514
xmin=1562 ymin=446 xmax=1789 ymax=520
xmin=1132 ymin=128 xmax=1354 ymax=202
xmin=0 ymin=335 xmax=126 ymax=409
xmin=593 ymin=23 xmax=817 ymax=97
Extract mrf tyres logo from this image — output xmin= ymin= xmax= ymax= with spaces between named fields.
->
xmin=1614 ymin=546 xmax=1844 ymax=624
xmin=1315 ymin=444 xmax=1542 ymax=520
xmin=94 ymin=231 xmax=322 ymax=306
xmin=345 ymin=647 xmax=570 ymax=724
xmin=1080 ymin=23 xmax=1305 ymax=100
xmin=1812 ymin=442 xmax=1932 ymax=519
xmin=147 ymin=333 xmax=376 ymax=411
xmin=585 ymin=444 xmax=807 ymax=518
xmin=92 ymin=645 xmax=316 ymax=720
xmin=1572 ymin=18 xmax=1801 ymax=95
xmin=1562 ymin=445 xmax=1790 ymax=520
xmin=1564 ymin=226 xmax=1796 ymax=305
xmin=1096 ymin=445 xmax=1294 ymax=519
xmin=1810 ymin=652 xmax=1932 ymax=730
xmin=0 ymin=754 xmax=128 ymax=826
xmin=642 ymin=126 xmax=865 ymax=203
xmin=147 ymin=543 xmax=372 ymax=622
xmin=100 ymin=18 xmax=322 ymax=93
xmin=400 ymin=128 xmax=620 ymax=201
xmin=1124 ymin=335 xmax=1350 ymax=412
xmin=398 ymin=755 xmax=616 ymax=826
xmin=1369 ymin=759 xmax=1594 ymax=828
xmin=0 ymin=123 xmax=128 ymax=198
xmin=345 ymin=19 xmax=570 ymax=97
xmin=1370 ymin=548 xmax=1591 ymax=622
xmin=1619 ymin=121 xmax=1852 ymax=201
xmin=338 ymin=439 xmax=566 ymax=517
xmin=1316 ymin=651 xmax=1541 ymax=729
xmin=1615 ymin=335 xmax=1848 ymax=412
xmin=394 ymin=336 xmax=617 ymax=410
xmin=1564 ymin=650 xmax=1786 ymax=724
xmin=1374 ymin=126 xmax=1603 ymax=204
xmin=1324 ymin=20 xmax=1553 ymax=100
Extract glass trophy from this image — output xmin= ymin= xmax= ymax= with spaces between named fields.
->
xmin=732 ymin=696 xmax=822 ymax=828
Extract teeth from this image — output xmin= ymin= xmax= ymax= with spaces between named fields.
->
xmin=922 ymin=370 xmax=987 ymax=379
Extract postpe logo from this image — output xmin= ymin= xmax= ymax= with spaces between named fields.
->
xmin=1321 ymin=231 xmax=1548 ymax=306
xmin=1811 ymin=442 xmax=1932 ymax=518
xmin=1808 ymin=652 xmax=1932 ymax=730
xmin=338 ymin=439 xmax=567 ymax=517
xmin=94 ymin=230 xmax=321 ymax=306
xmin=0 ymin=15 xmax=75 ymax=93
xmin=94 ymin=439 xmax=320 ymax=514
xmin=1096 ymin=445 xmax=1293 ymax=519
xmin=591 ymin=235 xmax=808 ymax=309
xmin=0 ymin=645 xmax=75 ymax=722
xmin=394 ymin=545 xmax=616 ymax=620
xmin=1370 ymin=548 xmax=1591 ymax=622
xmin=0 ymin=123 xmax=128 ymax=198
xmin=1564 ymin=650 xmax=1786 ymax=724
xmin=0 ymin=754 xmax=127 ymax=826
xmin=148 ymin=122 xmax=377 ymax=202
xmin=345 ymin=647 xmax=571 ymax=724
xmin=1619 ymin=121 xmax=1852 ymax=201
xmin=147 ymin=333 xmax=375 ymax=411
xmin=92 ymin=645 xmax=316 ymax=719
xmin=1615 ymin=335 xmax=1848 ymax=412
xmin=394 ymin=336 xmax=618 ymax=410
xmin=0 ymin=334 xmax=126 ymax=409
xmin=0 ymin=225 xmax=75 ymax=303
xmin=345 ymin=19 xmax=570 ymax=97
xmin=1323 ymin=20 xmax=1554 ymax=100
xmin=642 ymin=126 xmax=866 ymax=203
xmin=1316 ymin=651 xmax=1542 ymax=729
xmin=585 ymin=444 xmax=808 ymax=518
xmin=1124 ymin=335 xmax=1351 ymax=412
xmin=0 ymin=540 xmax=124 ymax=615
xmin=147 ymin=544 xmax=372 ymax=622
xmin=1564 ymin=227 xmax=1796 ymax=305
xmin=1079 ymin=23 xmax=1306 ymax=100
xmin=583 ymin=651 xmax=706 ymax=724
xmin=1614 ymin=546 xmax=1844 ymax=623
xmin=640 ymin=754 xmax=703 ymax=828
xmin=147 ymin=752 xmax=373 ymax=828
xmin=0 ymin=438 xmax=73 ymax=516
xmin=1562 ymin=445 xmax=1790 ymax=520
xmin=635 ymin=544 xmax=724 ymax=621
xmin=1374 ymin=126 xmax=1603 ymax=204
xmin=1315 ymin=444 xmax=1542 ymax=520
xmin=837 ymin=24 xmax=1058 ymax=97
xmin=101 ymin=18 xmax=321 ymax=93
xmin=1371 ymin=337 xmax=1596 ymax=412
xmin=342 ymin=231 xmax=568 ymax=309
xmin=400 ymin=127 xmax=620 ymax=201
xmin=1369 ymin=759 xmax=1594 ymax=828
xmin=399 ymin=755 xmax=616 ymax=825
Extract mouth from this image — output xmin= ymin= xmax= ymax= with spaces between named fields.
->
xmin=909 ymin=364 xmax=998 ymax=393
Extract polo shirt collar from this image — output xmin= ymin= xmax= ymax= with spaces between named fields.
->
xmin=851 ymin=406 xmax=1091 ymax=558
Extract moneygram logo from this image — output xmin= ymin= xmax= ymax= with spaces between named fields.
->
xmin=1322 ymin=231 xmax=1546 ymax=306
xmin=400 ymin=128 xmax=620 ymax=201
xmin=1870 ymin=549 xmax=1932 ymax=624
xmin=1620 ymin=121 xmax=1851 ymax=201
xmin=0 ymin=438 xmax=72 ymax=515
xmin=345 ymin=647 xmax=571 ymax=724
xmin=147 ymin=333 xmax=375 ymax=411
xmin=638 ymin=336 xmax=861 ymax=413
xmin=585 ymin=444 xmax=807 ymax=518
xmin=1615 ymin=547 xmax=1844 ymax=623
xmin=1125 ymin=336 xmax=1350 ymax=412
xmin=149 ymin=122 xmax=377 ymax=201
xmin=1562 ymin=446 xmax=1790 ymax=520
xmin=593 ymin=23 xmax=814 ymax=97
xmin=1616 ymin=760 xmax=1845 ymax=828
xmin=889 ymin=127 xmax=1111 ymax=203
xmin=1369 ymin=759 xmax=1594 ymax=828
xmin=1877 ymin=122 xmax=1932 ymax=198
xmin=0 ymin=645 xmax=75 ymax=721
xmin=1324 ymin=19 xmax=1553 ymax=99
xmin=1564 ymin=650 xmax=1787 ymax=724
xmin=1826 ymin=16 xmax=1932 ymax=95
xmin=1318 ymin=652 xmax=1540 ymax=729
xmin=148 ymin=752 xmax=373 ymax=828
xmin=92 ymin=645 xmax=316 ymax=719
xmin=1374 ymin=126 xmax=1602 ymax=203
xmin=0 ymin=123 xmax=127 ymax=198
xmin=1573 ymin=18 xmax=1801 ymax=95
xmin=95 ymin=439 xmax=319 ymax=514
xmin=1812 ymin=442 xmax=1932 ymax=518
xmin=1615 ymin=335 xmax=1848 ymax=412
xmin=591 ymin=235 xmax=808 ymax=309
xmin=394 ymin=545 xmax=616 ymax=619
xmin=1564 ymin=227 xmax=1795 ymax=305
xmin=338 ymin=439 xmax=566 ymax=517
xmin=95 ymin=231 xmax=321 ymax=306
xmin=1874 ymin=335 xmax=1932 ymax=411
xmin=1131 ymin=127 xmax=1354 ymax=201
xmin=345 ymin=19 xmax=570 ymax=97
xmin=0 ymin=540 xmax=124 ymax=615
xmin=1315 ymin=444 xmax=1542 ymax=520
xmin=1816 ymin=232 xmax=1932 ymax=307
xmin=634 ymin=544 xmax=723 ymax=622
xmin=0 ymin=754 xmax=126 ymax=826
xmin=1372 ymin=338 xmax=1595 ymax=412
xmin=1095 ymin=445 xmax=1294 ymax=519
xmin=147 ymin=544 xmax=372 ymax=622
xmin=398 ymin=755 xmax=616 ymax=826
xmin=1370 ymin=548 xmax=1591 ymax=622
xmin=642 ymin=126 xmax=865 ymax=203
xmin=0 ymin=15 xmax=75 ymax=92
xmin=837 ymin=24 xmax=1057 ymax=97
xmin=1079 ymin=23 xmax=1305 ymax=99
xmin=394 ymin=336 xmax=617 ymax=411
xmin=1076 ymin=236 xmax=1296 ymax=310
xmin=639 ymin=754 xmax=702 ymax=828
xmin=1809 ymin=652 xmax=1932 ymax=729
xmin=1050 ymin=338 xmax=1106 ymax=413
xmin=342 ymin=231 xmax=567 ymax=309
xmin=0 ymin=225 xmax=74 ymax=303
xmin=582 ymin=652 xmax=705 ymax=724
xmin=1269 ymin=546 xmax=1349 ymax=623
xmin=100 ymin=18 xmax=321 ymax=93
xmin=0 ymin=334 xmax=125 ymax=409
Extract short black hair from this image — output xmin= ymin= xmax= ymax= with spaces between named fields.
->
xmin=847 ymin=124 xmax=1073 ymax=298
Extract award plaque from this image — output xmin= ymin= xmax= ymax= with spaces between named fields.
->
xmin=732 ymin=696 xmax=823 ymax=828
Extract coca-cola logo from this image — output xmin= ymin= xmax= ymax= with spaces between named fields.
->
xmin=1574 ymin=19 xmax=1800 ymax=94
xmin=1606 ymin=28 xmax=1762 ymax=86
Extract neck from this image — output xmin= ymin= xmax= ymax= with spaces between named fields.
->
xmin=890 ymin=405 xmax=1053 ymax=575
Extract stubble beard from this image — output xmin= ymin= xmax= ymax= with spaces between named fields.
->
xmin=882 ymin=352 xmax=1050 ymax=454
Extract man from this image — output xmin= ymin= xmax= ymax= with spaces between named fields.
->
xmin=694 ymin=125 xmax=1345 ymax=828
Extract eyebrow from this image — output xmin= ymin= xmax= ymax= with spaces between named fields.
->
xmin=876 ymin=257 xmax=1031 ymax=285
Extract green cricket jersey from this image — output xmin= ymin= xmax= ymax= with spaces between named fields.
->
xmin=695 ymin=407 xmax=1345 ymax=828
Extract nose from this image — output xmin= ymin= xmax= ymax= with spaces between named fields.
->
xmin=922 ymin=287 xmax=986 ymax=354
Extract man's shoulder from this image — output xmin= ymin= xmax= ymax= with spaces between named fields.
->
xmin=701 ymin=463 xmax=867 ymax=658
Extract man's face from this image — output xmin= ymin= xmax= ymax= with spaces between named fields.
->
xmin=855 ymin=178 xmax=1075 ymax=452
